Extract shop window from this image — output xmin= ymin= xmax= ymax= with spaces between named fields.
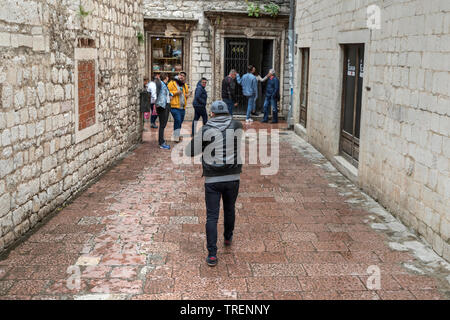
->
xmin=151 ymin=37 xmax=183 ymax=78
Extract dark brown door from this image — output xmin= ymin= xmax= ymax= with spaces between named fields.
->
xmin=299 ymin=48 xmax=310 ymax=127
xmin=225 ymin=39 xmax=249 ymax=114
xmin=340 ymin=44 xmax=364 ymax=167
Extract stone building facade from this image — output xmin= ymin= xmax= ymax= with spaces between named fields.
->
xmin=0 ymin=0 xmax=145 ymax=252
xmin=292 ymin=0 xmax=450 ymax=260
xmin=142 ymin=0 xmax=292 ymax=119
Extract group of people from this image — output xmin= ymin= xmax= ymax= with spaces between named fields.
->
xmin=142 ymin=71 xmax=190 ymax=150
xmin=222 ymin=65 xmax=280 ymax=123
xmin=141 ymin=65 xmax=280 ymax=150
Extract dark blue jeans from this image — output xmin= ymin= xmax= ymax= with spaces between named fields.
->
xmin=192 ymin=107 xmax=208 ymax=136
xmin=263 ymin=96 xmax=278 ymax=123
xmin=205 ymin=180 xmax=240 ymax=256
xmin=223 ymin=99 xmax=234 ymax=116
xmin=170 ymin=108 xmax=186 ymax=137
xmin=245 ymin=95 xmax=256 ymax=120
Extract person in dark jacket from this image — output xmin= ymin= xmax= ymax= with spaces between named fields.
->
xmin=185 ymin=100 xmax=243 ymax=267
xmin=221 ymin=70 xmax=239 ymax=116
xmin=261 ymin=69 xmax=280 ymax=123
xmin=140 ymin=77 xmax=152 ymax=131
xmin=192 ymin=78 xmax=208 ymax=136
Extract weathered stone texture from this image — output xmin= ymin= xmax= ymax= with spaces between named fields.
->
xmin=293 ymin=0 xmax=450 ymax=260
xmin=0 ymin=0 xmax=145 ymax=252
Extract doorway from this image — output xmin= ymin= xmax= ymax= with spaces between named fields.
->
xmin=224 ymin=38 xmax=274 ymax=114
xmin=299 ymin=48 xmax=310 ymax=127
xmin=340 ymin=44 xmax=364 ymax=167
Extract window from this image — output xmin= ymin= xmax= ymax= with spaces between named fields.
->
xmin=299 ymin=48 xmax=310 ymax=127
xmin=74 ymin=45 xmax=99 ymax=144
xmin=77 ymin=60 xmax=96 ymax=131
xmin=151 ymin=37 xmax=183 ymax=79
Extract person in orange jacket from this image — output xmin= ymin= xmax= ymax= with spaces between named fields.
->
xmin=168 ymin=71 xmax=189 ymax=142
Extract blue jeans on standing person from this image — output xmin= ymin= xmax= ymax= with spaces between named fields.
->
xmin=192 ymin=107 xmax=208 ymax=136
xmin=245 ymin=95 xmax=256 ymax=120
xmin=205 ymin=180 xmax=240 ymax=257
xmin=263 ymin=96 xmax=278 ymax=123
xmin=223 ymin=99 xmax=234 ymax=116
xmin=170 ymin=108 xmax=186 ymax=138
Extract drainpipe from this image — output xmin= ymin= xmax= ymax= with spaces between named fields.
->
xmin=286 ymin=0 xmax=295 ymax=129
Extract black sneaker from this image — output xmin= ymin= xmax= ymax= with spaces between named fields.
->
xmin=206 ymin=255 xmax=218 ymax=267
xmin=224 ymin=238 xmax=232 ymax=246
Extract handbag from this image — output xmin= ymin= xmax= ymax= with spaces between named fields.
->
xmin=144 ymin=112 xmax=150 ymax=120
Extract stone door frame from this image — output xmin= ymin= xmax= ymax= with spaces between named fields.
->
xmin=205 ymin=11 xmax=289 ymax=112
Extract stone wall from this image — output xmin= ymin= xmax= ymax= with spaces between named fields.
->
xmin=293 ymin=0 xmax=450 ymax=260
xmin=0 ymin=0 xmax=145 ymax=253
xmin=143 ymin=0 xmax=292 ymax=119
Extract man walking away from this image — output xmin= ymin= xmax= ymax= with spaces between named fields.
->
xmin=185 ymin=101 xmax=243 ymax=267
xmin=222 ymin=70 xmax=239 ymax=116
xmin=155 ymin=73 xmax=172 ymax=150
xmin=240 ymin=65 xmax=258 ymax=123
xmin=149 ymin=73 xmax=162 ymax=129
xmin=261 ymin=69 xmax=280 ymax=124
xmin=192 ymin=77 xmax=208 ymax=136
xmin=168 ymin=71 xmax=189 ymax=142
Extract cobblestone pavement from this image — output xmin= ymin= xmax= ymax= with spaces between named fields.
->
xmin=0 ymin=121 xmax=449 ymax=300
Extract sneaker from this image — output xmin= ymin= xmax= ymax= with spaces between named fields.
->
xmin=224 ymin=238 xmax=232 ymax=246
xmin=246 ymin=119 xmax=254 ymax=123
xmin=150 ymin=123 xmax=158 ymax=129
xmin=159 ymin=143 xmax=170 ymax=150
xmin=206 ymin=255 xmax=218 ymax=267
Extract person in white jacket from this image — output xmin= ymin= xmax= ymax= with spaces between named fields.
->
xmin=146 ymin=77 xmax=158 ymax=129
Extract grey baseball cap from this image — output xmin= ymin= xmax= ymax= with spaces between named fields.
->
xmin=210 ymin=100 xmax=229 ymax=115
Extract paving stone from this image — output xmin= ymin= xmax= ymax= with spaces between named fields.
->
xmin=0 ymin=122 xmax=448 ymax=300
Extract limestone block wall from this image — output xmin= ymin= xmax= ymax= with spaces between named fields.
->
xmin=0 ymin=0 xmax=145 ymax=252
xmin=293 ymin=0 xmax=450 ymax=260
xmin=143 ymin=0 xmax=291 ymax=120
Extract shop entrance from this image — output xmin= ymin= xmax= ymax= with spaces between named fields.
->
xmin=340 ymin=44 xmax=365 ymax=167
xmin=224 ymin=38 xmax=274 ymax=114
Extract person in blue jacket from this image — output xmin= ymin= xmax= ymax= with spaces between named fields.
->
xmin=192 ymin=77 xmax=208 ymax=136
xmin=261 ymin=69 xmax=280 ymax=123
xmin=239 ymin=65 xmax=258 ymax=123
